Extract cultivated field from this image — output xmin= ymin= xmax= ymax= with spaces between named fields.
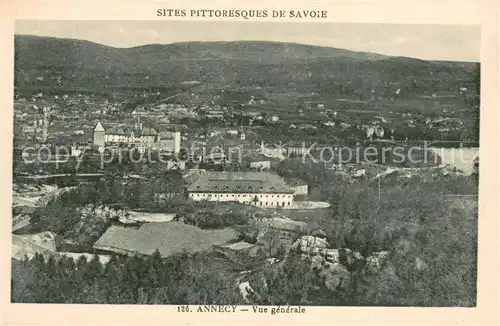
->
xmin=93 ymin=221 xmax=239 ymax=257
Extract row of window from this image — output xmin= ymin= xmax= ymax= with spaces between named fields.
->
xmin=253 ymin=201 xmax=291 ymax=207
xmin=191 ymin=193 xmax=292 ymax=199
xmin=191 ymin=198 xmax=291 ymax=207
xmin=105 ymin=137 xmax=155 ymax=142
xmin=196 ymin=185 xmax=280 ymax=191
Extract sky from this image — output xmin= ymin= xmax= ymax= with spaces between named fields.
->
xmin=15 ymin=21 xmax=481 ymax=62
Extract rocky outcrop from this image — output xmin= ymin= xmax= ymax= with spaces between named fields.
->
xmin=291 ymin=235 xmax=328 ymax=252
xmin=291 ymin=236 xmax=390 ymax=291
xmin=292 ymin=236 xmax=351 ymax=291
xmin=77 ymin=204 xmax=129 ymax=222
xmin=364 ymin=251 xmax=390 ymax=274
xmin=238 ymin=281 xmax=256 ymax=303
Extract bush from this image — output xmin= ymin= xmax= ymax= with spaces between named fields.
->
xmin=183 ymin=210 xmax=250 ymax=229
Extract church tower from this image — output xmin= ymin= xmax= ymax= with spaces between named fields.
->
xmin=93 ymin=121 xmax=105 ymax=149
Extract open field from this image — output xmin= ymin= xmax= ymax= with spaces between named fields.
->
xmin=281 ymin=207 xmax=333 ymax=230
xmin=93 ymin=221 xmax=239 ymax=257
xmin=286 ymin=201 xmax=331 ymax=210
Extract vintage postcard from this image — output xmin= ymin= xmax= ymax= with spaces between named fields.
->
xmin=1 ymin=1 xmax=499 ymax=326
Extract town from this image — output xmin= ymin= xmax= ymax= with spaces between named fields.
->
xmin=12 ymin=33 xmax=479 ymax=306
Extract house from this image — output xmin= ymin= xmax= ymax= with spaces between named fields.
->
xmin=247 ymin=154 xmax=272 ymax=170
xmin=285 ymin=178 xmax=309 ymax=195
xmin=258 ymin=141 xmax=286 ymax=159
xmin=157 ymin=131 xmax=181 ymax=154
xmin=205 ymin=110 xmax=225 ymax=119
xmin=138 ymin=128 xmax=159 ymax=145
xmin=187 ymin=171 xmax=294 ymax=208
xmin=286 ymin=142 xmax=311 ymax=156
xmin=104 ymin=126 xmax=128 ymax=144
xmin=95 ymin=121 xmax=161 ymax=149
xmin=205 ymin=152 xmax=227 ymax=164
xmin=299 ymin=124 xmax=317 ymax=130
xmin=70 ymin=145 xmax=86 ymax=157
xmin=104 ymin=126 xmax=159 ymax=146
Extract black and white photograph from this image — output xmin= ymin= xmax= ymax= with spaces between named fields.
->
xmin=11 ymin=20 xmax=480 ymax=307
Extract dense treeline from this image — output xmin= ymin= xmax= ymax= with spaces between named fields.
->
xmin=246 ymin=252 xmax=345 ymax=305
xmin=272 ymin=156 xmax=478 ymax=306
xmin=30 ymin=170 xmax=187 ymax=246
xmin=244 ymin=173 xmax=478 ymax=306
xmin=12 ymin=250 xmax=243 ymax=304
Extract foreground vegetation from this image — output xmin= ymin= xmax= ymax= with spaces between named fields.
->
xmin=12 ymin=251 xmax=243 ymax=304
xmin=14 ymin=165 xmax=478 ymax=306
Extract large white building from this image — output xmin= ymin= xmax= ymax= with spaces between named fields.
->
xmin=104 ymin=126 xmax=158 ymax=145
xmin=187 ymin=171 xmax=294 ymax=208
xmin=92 ymin=121 xmax=181 ymax=153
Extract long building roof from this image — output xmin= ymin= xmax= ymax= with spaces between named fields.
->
xmin=187 ymin=171 xmax=294 ymax=194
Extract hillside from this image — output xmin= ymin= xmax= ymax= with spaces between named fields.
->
xmin=15 ymin=35 xmax=388 ymax=68
xmin=14 ymin=35 xmax=479 ymax=94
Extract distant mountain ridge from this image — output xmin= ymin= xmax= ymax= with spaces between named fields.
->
xmin=14 ymin=35 xmax=479 ymax=92
xmin=15 ymin=35 xmax=389 ymax=65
